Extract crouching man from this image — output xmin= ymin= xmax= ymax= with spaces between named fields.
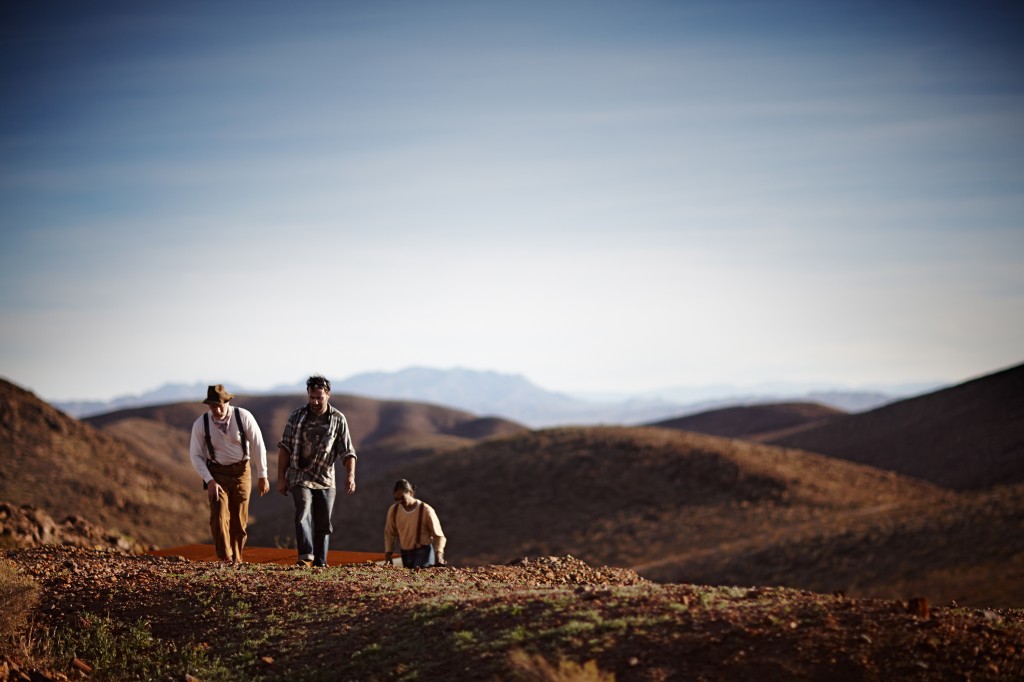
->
xmin=384 ymin=479 xmax=447 ymax=568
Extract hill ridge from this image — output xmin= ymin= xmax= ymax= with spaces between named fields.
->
xmin=647 ymin=401 xmax=844 ymax=440
xmin=768 ymin=361 xmax=1024 ymax=490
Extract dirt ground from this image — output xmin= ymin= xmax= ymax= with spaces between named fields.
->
xmin=3 ymin=545 xmax=1024 ymax=681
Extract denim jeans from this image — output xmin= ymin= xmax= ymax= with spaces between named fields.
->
xmin=291 ymin=485 xmax=336 ymax=566
xmin=401 ymin=543 xmax=435 ymax=568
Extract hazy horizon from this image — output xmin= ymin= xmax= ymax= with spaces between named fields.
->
xmin=19 ymin=362 xmax=966 ymax=406
xmin=3 ymin=1 xmax=1022 ymax=403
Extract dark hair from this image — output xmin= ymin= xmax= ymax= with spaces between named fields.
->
xmin=393 ymin=479 xmax=415 ymax=493
xmin=306 ymin=375 xmax=331 ymax=392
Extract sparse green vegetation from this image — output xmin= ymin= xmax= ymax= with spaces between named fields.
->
xmin=41 ymin=615 xmax=234 ymax=682
xmin=451 ymin=629 xmax=477 ymax=649
xmin=5 ymin=546 xmax=1024 ymax=681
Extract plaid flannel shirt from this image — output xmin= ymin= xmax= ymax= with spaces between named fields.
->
xmin=278 ymin=404 xmax=356 ymax=489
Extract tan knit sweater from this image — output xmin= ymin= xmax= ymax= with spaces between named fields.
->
xmin=384 ymin=500 xmax=446 ymax=555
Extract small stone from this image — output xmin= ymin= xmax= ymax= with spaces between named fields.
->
xmin=906 ymin=597 xmax=929 ymax=618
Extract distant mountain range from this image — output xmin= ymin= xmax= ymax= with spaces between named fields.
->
xmin=53 ymin=366 xmax=933 ymax=426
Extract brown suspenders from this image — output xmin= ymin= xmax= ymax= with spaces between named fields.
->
xmin=390 ymin=502 xmax=427 ymax=550
xmin=203 ymin=408 xmax=250 ymax=465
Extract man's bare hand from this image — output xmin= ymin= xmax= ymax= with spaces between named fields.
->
xmin=257 ymin=477 xmax=270 ymax=497
xmin=206 ymin=481 xmax=222 ymax=503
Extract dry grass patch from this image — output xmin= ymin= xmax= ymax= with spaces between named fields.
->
xmin=0 ymin=557 xmax=39 ymax=654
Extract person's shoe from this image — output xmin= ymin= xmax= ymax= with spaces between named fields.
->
xmin=295 ymin=559 xmax=313 ymax=568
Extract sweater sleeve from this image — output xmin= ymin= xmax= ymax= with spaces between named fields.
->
xmin=384 ymin=504 xmax=399 ymax=553
xmin=424 ymin=504 xmax=446 ymax=556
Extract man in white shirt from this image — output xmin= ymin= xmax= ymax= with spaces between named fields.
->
xmin=188 ymin=384 xmax=270 ymax=563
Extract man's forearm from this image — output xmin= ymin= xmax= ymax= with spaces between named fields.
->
xmin=277 ymin=447 xmax=289 ymax=480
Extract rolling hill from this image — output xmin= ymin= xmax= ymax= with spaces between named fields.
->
xmin=0 ymin=379 xmax=206 ymax=548
xmin=635 ymin=481 xmax=1024 ymax=607
xmin=337 ymin=426 xmax=946 ymax=561
xmin=323 ymin=422 xmax=1024 ymax=607
xmin=767 ymin=361 xmax=1024 ymax=490
xmin=8 ymin=361 xmax=1024 ymax=609
xmin=85 ymin=392 xmax=526 ymax=459
xmin=647 ymin=402 xmax=844 ymax=441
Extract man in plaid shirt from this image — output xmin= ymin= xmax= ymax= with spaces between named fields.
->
xmin=276 ymin=375 xmax=357 ymax=567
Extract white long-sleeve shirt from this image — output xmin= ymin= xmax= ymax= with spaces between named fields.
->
xmin=188 ymin=405 xmax=268 ymax=484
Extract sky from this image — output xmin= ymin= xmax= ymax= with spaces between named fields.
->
xmin=1 ymin=0 xmax=1023 ymax=402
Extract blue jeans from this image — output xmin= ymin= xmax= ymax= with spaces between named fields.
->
xmin=401 ymin=544 xmax=435 ymax=568
xmin=291 ymin=485 xmax=336 ymax=566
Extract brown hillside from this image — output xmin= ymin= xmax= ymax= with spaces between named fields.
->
xmin=768 ymin=362 xmax=1024 ymax=490
xmin=100 ymin=417 xmax=197 ymax=487
xmin=328 ymin=426 xmax=950 ymax=570
xmin=0 ymin=379 xmax=206 ymax=548
xmin=637 ymin=482 xmax=1024 ymax=608
xmin=325 ymin=425 xmax=1024 ymax=606
xmin=648 ymin=402 xmax=844 ymax=441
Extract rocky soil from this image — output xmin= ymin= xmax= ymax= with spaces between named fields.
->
xmin=0 ymin=503 xmax=146 ymax=553
xmin=2 ymin=545 xmax=1023 ymax=681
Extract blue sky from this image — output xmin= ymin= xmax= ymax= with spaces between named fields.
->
xmin=1 ymin=0 xmax=1022 ymax=401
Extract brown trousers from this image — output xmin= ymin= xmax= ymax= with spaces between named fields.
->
xmin=207 ymin=460 xmax=251 ymax=562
